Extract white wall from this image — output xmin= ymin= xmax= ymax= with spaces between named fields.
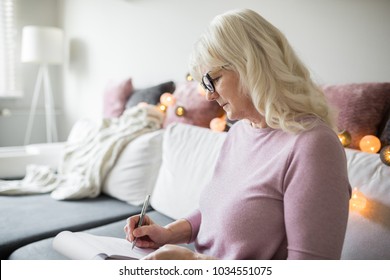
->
xmin=2 ymin=0 xmax=390 ymax=146
xmin=60 ymin=0 xmax=390 ymax=139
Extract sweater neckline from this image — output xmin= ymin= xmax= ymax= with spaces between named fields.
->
xmin=242 ymin=119 xmax=275 ymax=134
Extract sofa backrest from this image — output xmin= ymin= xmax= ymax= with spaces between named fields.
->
xmin=150 ymin=123 xmax=226 ymax=219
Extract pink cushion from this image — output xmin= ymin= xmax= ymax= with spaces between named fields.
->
xmin=103 ymin=78 xmax=133 ymax=118
xmin=322 ymin=83 xmax=390 ymax=149
xmin=163 ymin=81 xmax=224 ymax=128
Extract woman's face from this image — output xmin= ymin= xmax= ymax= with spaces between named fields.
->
xmin=204 ymin=67 xmax=263 ymax=125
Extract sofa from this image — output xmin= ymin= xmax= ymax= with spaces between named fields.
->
xmin=1 ymin=81 xmax=389 ymax=260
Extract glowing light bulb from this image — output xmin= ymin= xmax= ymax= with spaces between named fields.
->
xmin=210 ymin=117 xmax=226 ymax=132
xmin=350 ymin=188 xmax=367 ymax=211
xmin=157 ymin=103 xmax=167 ymax=113
xmin=175 ymin=106 xmax=185 ymax=117
xmin=338 ymin=130 xmax=351 ymax=147
xmin=160 ymin=93 xmax=176 ymax=107
xmin=186 ymin=73 xmax=193 ymax=81
xmin=380 ymin=145 xmax=390 ymax=166
xmin=359 ymin=135 xmax=381 ymax=153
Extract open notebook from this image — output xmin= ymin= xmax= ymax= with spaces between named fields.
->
xmin=53 ymin=231 xmax=155 ymax=260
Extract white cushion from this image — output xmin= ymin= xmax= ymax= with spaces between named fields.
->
xmin=102 ymin=130 xmax=164 ymax=206
xmin=151 ymin=123 xmax=227 ymax=220
xmin=342 ymin=148 xmax=390 ymax=259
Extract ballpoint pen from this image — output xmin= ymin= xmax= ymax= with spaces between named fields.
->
xmin=132 ymin=194 xmax=151 ymax=250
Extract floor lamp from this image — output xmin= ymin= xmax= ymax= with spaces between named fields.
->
xmin=21 ymin=26 xmax=64 ymax=145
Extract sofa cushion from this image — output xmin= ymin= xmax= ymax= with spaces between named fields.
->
xmin=102 ymin=130 xmax=164 ymax=206
xmin=322 ymin=83 xmax=390 ymax=149
xmin=151 ymin=123 xmax=227 ymax=220
xmin=341 ymin=148 xmax=390 ymax=259
xmin=163 ymin=81 xmax=225 ymax=129
xmin=125 ymin=81 xmax=175 ymax=108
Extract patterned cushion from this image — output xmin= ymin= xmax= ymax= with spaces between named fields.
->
xmin=322 ymin=83 xmax=390 ymax=149
xmin=163 ymin=81 xmax=224 ymax=128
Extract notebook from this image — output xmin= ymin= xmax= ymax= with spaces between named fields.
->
xmin=53 ymin=231 xmax=155 ymax=260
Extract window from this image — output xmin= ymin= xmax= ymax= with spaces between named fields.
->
xmin=0 ymin=0 xmax=21 ymax=97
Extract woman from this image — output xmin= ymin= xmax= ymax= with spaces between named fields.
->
xmin=124 ymin=8 xmax=351 ymax=260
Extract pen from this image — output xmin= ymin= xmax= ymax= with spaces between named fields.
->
xmin=132 ymin=194 xmax=151 ymax=250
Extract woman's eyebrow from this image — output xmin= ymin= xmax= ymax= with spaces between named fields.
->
xmin=209 ymin=68 xmax=223 ymax=79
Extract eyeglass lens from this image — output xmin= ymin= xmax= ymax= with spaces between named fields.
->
xmin=202 ymin=73 xmax=214 ymax=92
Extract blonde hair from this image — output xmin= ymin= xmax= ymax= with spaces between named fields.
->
xmin=189 ymin=9 xmax=336 ymax=133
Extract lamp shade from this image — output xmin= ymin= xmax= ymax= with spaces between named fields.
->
xmin=21 ymin=26 xmax=64 ymax=64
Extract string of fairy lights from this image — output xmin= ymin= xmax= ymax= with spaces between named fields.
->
xmin=338 ymin=130 xmax=390 ymax=166
xmin=337 ymin=130 xmax=389 ymax=212
xmin=150 ymin=74 xmax=390 ymax=213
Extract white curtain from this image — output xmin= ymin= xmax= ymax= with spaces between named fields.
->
xmin=0 ymin=0 xmax=21 ymax=97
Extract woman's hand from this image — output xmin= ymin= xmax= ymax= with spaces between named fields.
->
xmin=124 ymin=215 xmax=194 ymax=252
xmin=124 ymin=214 xmax=172 ymax=249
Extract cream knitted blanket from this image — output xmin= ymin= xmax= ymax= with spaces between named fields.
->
xmin=0 ymin=105 xmax=164 ymax=200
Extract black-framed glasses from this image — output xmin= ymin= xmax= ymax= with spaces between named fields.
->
xmin=201 ymin=72 xmax=216 ymax=93
xmin=200 ymin=64 xmax=230 ymax=93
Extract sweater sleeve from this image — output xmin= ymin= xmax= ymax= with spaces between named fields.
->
xmin=183 ymin=209 xmax=201 ymax=243
xmin=283 ymin=128 xmax=351 ymax=259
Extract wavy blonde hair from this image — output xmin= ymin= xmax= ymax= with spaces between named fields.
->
xmin=189 ymin=9 xmax=336 ymax=133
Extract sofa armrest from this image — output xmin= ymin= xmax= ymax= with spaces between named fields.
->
xmin=0 ymin=142 xmax=65 ymax=179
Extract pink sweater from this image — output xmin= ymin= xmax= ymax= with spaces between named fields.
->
xmin=185 ymin=120 xmax=351 ymax=259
